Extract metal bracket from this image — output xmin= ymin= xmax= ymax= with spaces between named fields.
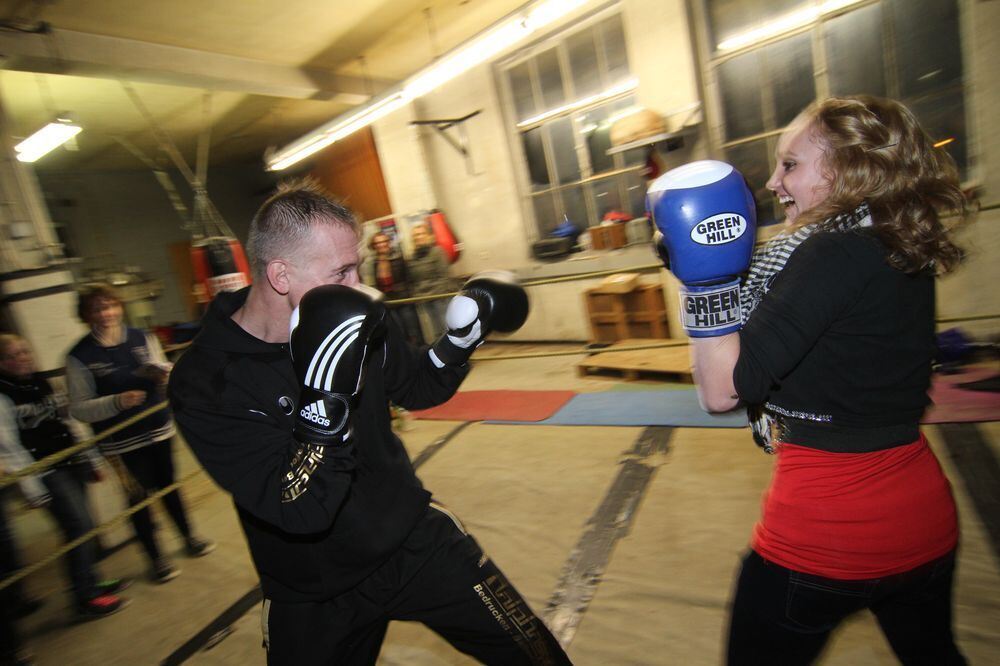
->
xmin=411 ymin=110 xmax=482 ymax=175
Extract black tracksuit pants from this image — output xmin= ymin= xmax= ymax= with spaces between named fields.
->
xmin=262 ymin=502 xmax=571 ymax=665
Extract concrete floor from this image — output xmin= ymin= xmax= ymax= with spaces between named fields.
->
xmin=7 ymin=343 xmax=1000 ymax=665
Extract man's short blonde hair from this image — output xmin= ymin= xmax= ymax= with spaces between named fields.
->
xmin=247 ymin=178 xmax=359 ymax=278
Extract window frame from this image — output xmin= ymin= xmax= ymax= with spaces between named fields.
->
xmin=496 ymin=3 xmax=645 ymax=241
xmin=689 ymin=0 xmax=975 ymax=225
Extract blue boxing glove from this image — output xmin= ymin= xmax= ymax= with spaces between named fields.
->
xmin=647 ymin=160 xmax=756 ymax=337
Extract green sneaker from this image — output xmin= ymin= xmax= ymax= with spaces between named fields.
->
xmin=94 ymin=578 xmax=132 ymax=596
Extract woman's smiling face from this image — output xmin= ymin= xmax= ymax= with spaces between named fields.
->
xmin=766 ymin=121 xmax=832 ymax=225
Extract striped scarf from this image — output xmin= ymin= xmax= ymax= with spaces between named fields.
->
xmin=740 ymin=202 xmax=873 ymax=452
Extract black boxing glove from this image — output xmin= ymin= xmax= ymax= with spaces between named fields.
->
xmin=652 ymin=229 xmax=671 ymax=271
xmin=289 ymin=284 xmax=386 ymax=446
xmin=429 ymin=270 xmax=529 ymax=368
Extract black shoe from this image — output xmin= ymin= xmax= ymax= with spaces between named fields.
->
xmin=185 ymin=536 xmax=216 ymax=557
xmin=0 ymin=648 xmax=34 ymax=666
xmin=94 ymin=578 xmax=132 ymax=596
xmin=77 ymin=594 xmax=129 ymax=620
xmin=152 ymin=558 xmax=180 ymax=584
xmin=11 ymin=596 xmax=44 ymax=619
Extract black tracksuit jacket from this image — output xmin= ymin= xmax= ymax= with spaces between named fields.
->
xmin=168 ymin=288 xmax=467 ymax=602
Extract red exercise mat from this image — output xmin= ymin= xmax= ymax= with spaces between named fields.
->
xmin=923 ymin=369 xmax=1000 ymax=424
xmin=410 ymin=390 xmax=576 ymax=422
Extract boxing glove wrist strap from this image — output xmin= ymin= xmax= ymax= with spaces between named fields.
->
xmin=678 ymin=279 xmax=742 ymax=338
xmin=293 ymin=387 xmax=351 ymax=446
xmin=429 ymin=335 xmax=477 ymax=368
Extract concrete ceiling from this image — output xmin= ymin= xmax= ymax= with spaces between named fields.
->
xmin=0 ymin=0 xmax=527 ymax=171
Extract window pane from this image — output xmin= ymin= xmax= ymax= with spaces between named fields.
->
xmin=576 ymin=105 xmax=614 ymax=175
xmin=706 ymin=0 xmax=805 ymax=52
xmin=600 ymin=14 xmax=630 ymax=84
xmin=567 ymin=28 xmax=602 ymax=98
xmin=521 ymin=128 xmax=550 ymax=191
xmin=536 ymin=48 xmax=565 ymax=111
xmin=625 ymin=170 xmax=648 ymax=218
xmin=509 ymin=62 xmax=536 ymax=123
xmin=825 ymin=3 xmax=886 ymax=97
xmin=548 ymin=117 xmax=581 ymax=184
xmin=724 ymin=140 xmax=776 ymax=226
xmin=717 ymin=50 xmax=764 ymax=140
xmin=891 ymin=0 xmax=963 ymax=98
xmin=764 ymin=33 xmax=814 ymax=128
xmin=907 ymin=90 xmax=968 ymax=180
xmin=532 ymin=193 xmax=558 ymax=235
xmin=590 ymin=176 xmax=624 ymax=221
xmin=559 ymin=186 xmax=591 ymax=228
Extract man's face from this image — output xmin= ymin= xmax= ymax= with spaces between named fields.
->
xmin=285 ymin=223 xmax=361 ymax=307
xmin=0 ymin=340 xmax=34 ymax=379
xmin=766 ymin=121 xmax=831 ymax=226
xmin=412 ymin=225 xmax=431 ymax=247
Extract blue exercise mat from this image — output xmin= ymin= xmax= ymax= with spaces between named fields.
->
xmin=487 ymin=389 xmax=748 ymax=428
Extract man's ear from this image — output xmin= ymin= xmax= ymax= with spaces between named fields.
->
xmin=266 ymin=260 xmax=290 ymax=295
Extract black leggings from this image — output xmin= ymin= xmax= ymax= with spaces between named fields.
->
xmin=119 ymin=438 xmax=192 ymax=563
xmin=727 ymin=549 xmax=966 ymax=666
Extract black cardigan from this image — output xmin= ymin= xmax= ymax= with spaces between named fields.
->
xmin=735 ymin=231 xmax=936 ymax=452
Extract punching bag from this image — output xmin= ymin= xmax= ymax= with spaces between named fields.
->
xmin=426 ymin=209 xmax=461 ymax=263
xmin=190 ymin=236 xmax=252 ymax=303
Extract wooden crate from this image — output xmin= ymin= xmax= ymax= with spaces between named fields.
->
xmin=586 ymin=290 xmax=628 ymax=315
xmin=590 ymin=224 xmax=627 ymax=250
xmin=590 ymin=315 xmax=630 ymax=342
xmin=585 ymin=283 xmax=670 ymax=342
xmin=625 ymin=284 xmax=667 ymax=315
xmin=626 ymin=312 xmax=669 ymax=338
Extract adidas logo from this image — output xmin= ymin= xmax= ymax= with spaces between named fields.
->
xmin=299 ymin=400 xmax=331 ymax=427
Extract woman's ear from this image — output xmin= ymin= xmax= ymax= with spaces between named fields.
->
xmin=267 ymin=260 xmax=290 ymax=295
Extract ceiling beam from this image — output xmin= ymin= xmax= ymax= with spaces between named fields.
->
xmin=0 ymin=28 xmax=391 ymax=103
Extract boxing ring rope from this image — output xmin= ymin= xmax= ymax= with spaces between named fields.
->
xmin=157 ymin=255 xmax=998 ymax=359
xmin=0 ymin=401 xmax=171 ymax=490
xmin=0 ymin=400 xmax=209 ymax=593
xmin=0 ymin=468 xmax=203 ymax=593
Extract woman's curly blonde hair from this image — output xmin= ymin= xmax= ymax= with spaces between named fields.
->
xmin=791 ymin=95 xmax=970 ymax=274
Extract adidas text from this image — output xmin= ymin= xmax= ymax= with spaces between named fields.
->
xmin=300 ymin=401 xmax=331 ymax=427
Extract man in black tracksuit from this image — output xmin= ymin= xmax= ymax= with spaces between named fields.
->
xmin=168 ymin=181 xmax=569 ymax=665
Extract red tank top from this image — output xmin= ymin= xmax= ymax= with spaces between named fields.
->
xmin=751 ymin=434 xmax=958 ymax=579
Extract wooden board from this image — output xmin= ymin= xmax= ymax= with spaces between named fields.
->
xmin=576 ymin=339 xmax=693 ymax=382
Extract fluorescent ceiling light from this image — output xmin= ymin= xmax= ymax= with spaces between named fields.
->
xmin=268 ymin=93 xmax=409 ymax=171
xmin=716 ymin=0 xmax=864 ymax=52
xmin=516 ymin=77 xmax=638 ymax=128
xmin=15 ymin=119 xmax=82 ymax=163
xmin=267 ymin=0 xmax=590 ymax=171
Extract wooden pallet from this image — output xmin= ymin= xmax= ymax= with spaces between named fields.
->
xmin=576 ymin=339 xmax=693 ymax=382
